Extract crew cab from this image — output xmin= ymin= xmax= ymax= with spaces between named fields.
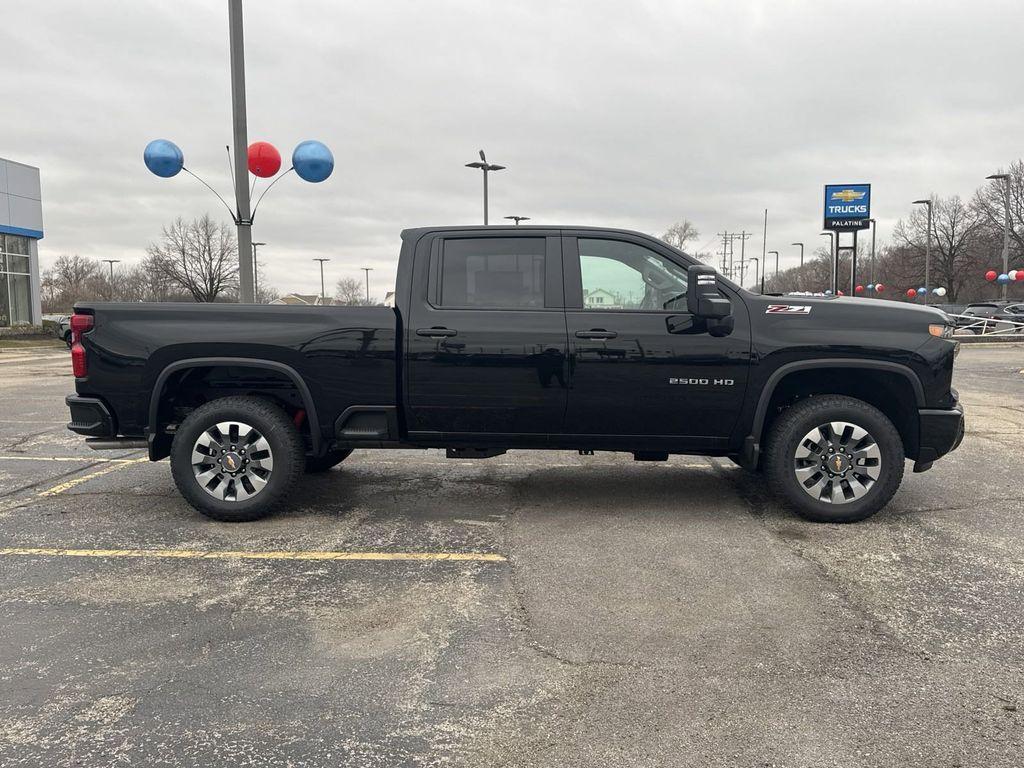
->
xmin=66 ymin=226 xmax=965 ymax=523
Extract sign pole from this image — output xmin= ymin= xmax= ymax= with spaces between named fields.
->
xmin=851 ymin=229 xmax=858 ymax=295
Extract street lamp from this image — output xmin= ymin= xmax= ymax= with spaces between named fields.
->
xmin=768 ymin=250 xmax=780 ymax=290
xmin=746 ymin=257 xmax=760 ymax=293
xmin=251 ymin=241 xmax=266 ymax=300
xmin=867 ymin=219 xmax=876 ymax=285
xmin=913 ymin=199 xmax=933 ymax=303
xmin=101 ymin=259 xmax=120 ymax=300
xmin=361 ymin=267 xmax=373 ymax=304
xmin=986 ymin=173 xmax=1011 ymax=300
xmin=791 ymin=242 xmax=804 ymax=268
xmin=504 ymin=215 xmax=530 ymax=226
xmin=312 ymin=258 xmax=330 ymax=301
xmin=465 ymin=150 xmax=505 ymax=225
xmin=820 ymin=232 xmax=835 ymax=293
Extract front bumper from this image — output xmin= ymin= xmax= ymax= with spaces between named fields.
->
xmin=66 ymin=395 xmax=114 ymax=437
xmin=915 ymin=401 xmax=965 ymax=469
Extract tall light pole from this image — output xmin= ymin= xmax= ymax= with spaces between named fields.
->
xmin=820 ymin=232 xmax=835 ymax=293
xmin=465 ymin=150 xmax=505 ymax=225
xmin=747 ymin=257 xmax=760 ymax=293
xmin=504 ymin=215 xmax=530 ymax=226
xmin=986 ymin=173 xmax=1011 ymax=300
xmin=913 ymin=199 xmax=933 ymax=303
xmin=313 ymin=258 xmax=330 ymax=301
xmin=868 ymin=219 xmax=876 ymax=284
xmin=101 ymin=259 xmax=120 ymax=300
xmin=228 ymin=0 xmax=254 ymax=303
xmin=760 ymin=209 xmax=768 ymax=295
xmin=791 ymin=242 xmax=804 ymax=268
xmin=361 ymin=267 xmax=373 ymax=304
xmin=768 ymin=250 xmax=779 ymax=291
xmin=251 ymin=241 xmax=266 ymax=300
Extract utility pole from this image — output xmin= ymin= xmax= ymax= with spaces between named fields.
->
xmin=987 ymin=174 xmax=1011 ymax=300
xmin=361 ymin=267 xmax=373 ymax=304
xmin=228 ymin=0 xmax=254 ymax=303
xmin=717 ymin=232 xmax=731 ymax=275
xmin=738 ymin=231 xmax=750 ymax=287
xmin=504 ymin=215 xmax=530 ymax=225
xmin=313 ymin=258 xmax=330 ymax=300
xmin=252 ymin=241 xmax=266 ymax=301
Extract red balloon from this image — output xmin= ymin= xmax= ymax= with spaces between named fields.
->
xmin=875 ymin=283 xmax=884 ymax=293
xmin=906 ymin=288 xmax=916 ymax=298
xmin=855 ymin=285 xmax=864 ymax=294
xmin=248 ymin=141 xmax=281 ymax=178
xmin=985 ymin=270 xmax=998 ymax=282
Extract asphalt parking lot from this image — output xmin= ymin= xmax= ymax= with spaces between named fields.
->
xmin=0 ymin=345 xmax=1022 ymax=767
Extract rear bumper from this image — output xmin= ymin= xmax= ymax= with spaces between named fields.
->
xmin=65 ymin=395 xmax=114 ymax=437
xmin=916 ymin=401 xmax=965 ymax=465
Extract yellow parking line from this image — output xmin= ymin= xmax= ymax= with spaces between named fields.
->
xmin=37 ymin=458 xmax=148 ymax=497
xmin=0 ymin=547 xmax=507 ymax=563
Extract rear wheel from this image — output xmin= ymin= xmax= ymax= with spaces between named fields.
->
xmin=764 ymin=395 xmax=904 ymax=523
xmin=170 ymin=396 xmax=304 ymax=522
xmin=305 ymin=449 xmax=353 ymax=473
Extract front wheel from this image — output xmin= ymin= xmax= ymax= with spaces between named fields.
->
xmin=170 ymin=396 xmax=305 ymax=522
xmin=764 ymin=395 xmax=905 ymax=523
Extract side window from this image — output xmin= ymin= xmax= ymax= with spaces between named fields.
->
xmin=438 ymin=237 xmax=546 ymax=309
xmin=579 ymin=238 xmax=688 ymax=311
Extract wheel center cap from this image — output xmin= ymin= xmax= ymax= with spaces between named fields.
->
xmin=828 ymin=453 xmax=851 ymax=474
xmin=223 ymin=452 xmax=242 ymax=472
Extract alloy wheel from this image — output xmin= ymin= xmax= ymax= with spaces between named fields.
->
xmin=793 ymin=421 xmax=881 ymax=504
xmin=191 ymin=420 xmax=274 ymax=502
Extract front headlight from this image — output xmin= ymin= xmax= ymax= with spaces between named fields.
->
xmin=929 ymin=323 xmax=953 ymax=339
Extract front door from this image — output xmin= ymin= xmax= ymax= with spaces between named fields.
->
xmin=562 ymin=234 xmax=751 ymax=446
xmin=405 ymin=232 xmax=569 ymax=438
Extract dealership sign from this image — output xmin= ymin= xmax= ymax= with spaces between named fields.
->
xmin=823 ymin=183 xmax=871 ymax=230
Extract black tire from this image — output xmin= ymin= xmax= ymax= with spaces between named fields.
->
xmin=170 ymin=396 xmax=304 ymax=522
xmin=764 ymin=395 xmax=904 ymax=523
xmin=305 ymin=449 xmax=353 ymax=473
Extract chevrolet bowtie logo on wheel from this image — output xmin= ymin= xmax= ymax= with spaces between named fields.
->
xmin=831 ymin=189 xmax=866 ymax=203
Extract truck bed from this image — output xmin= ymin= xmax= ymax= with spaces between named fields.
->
xmin=73 ymin=302 xmax=398 ymax=446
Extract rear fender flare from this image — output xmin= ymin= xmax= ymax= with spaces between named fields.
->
xmin=148 ymin=357 xmax=321 ymax=454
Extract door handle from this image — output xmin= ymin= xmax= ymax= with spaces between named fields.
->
xmin=575 ymin=329 xmax=617 ymax=339
xmin=416 ymin=327 xmax=458 ymax=338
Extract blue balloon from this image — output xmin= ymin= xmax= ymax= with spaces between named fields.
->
xmin=867 ymin=284 xmax=875 ymax=291
xmin=292 ymin=140 xmax=334 ymax=183
xmin=824 ymin=290 xmax=833 ymax=295
xmin=144 ymin=139 xmax=184 ymax=178
xmin=997 ymin=273 xmax=1011 ymax=285
xmin=917 ymin=287 xmax=927 ymax=295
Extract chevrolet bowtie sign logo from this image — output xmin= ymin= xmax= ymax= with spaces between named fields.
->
xmin=831 ymin=189 xmax=866 ymax=203
xmin=824 ymin=183 xmax=871 ymax=230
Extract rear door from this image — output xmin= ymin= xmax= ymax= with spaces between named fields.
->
xmin=561 ymin=233 xmax=751 ymax=447
xmin=405 ymin=231 xmax=568 ymax=439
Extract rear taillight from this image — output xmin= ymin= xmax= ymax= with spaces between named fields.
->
xmin=70 ymin=313 xmax=94 ymax=378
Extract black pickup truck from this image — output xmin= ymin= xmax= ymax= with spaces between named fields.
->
xmin=66 ymin=226 xmax=964 ymax=523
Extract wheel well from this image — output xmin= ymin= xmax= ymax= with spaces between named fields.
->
xmin=151 ymin=365 xmax=313 ymax=457
xmin=759 ymin=368 xmax=919 ymax=458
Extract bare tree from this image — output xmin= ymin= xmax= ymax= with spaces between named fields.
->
xmin=891 ymin=195 xmax=984 ymax=302
xmin=335 ymin=276 xmax=376 ymax=306
xmin=661 ymin=220 xmax=700 ymax=252
xmin=145 ymin=215 xmax=239 ymax=302
xmin=972 ymin=159 xmax=1024 ymax=266
xmin=40 ymin=254 xmax=101 ymax=312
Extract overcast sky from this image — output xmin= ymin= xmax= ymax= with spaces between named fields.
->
xmin=5 ymin=0 xmax=1021 ymax=297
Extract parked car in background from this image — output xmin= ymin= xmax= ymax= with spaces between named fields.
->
xmin=55 ymin=315 xmax=72 ymax=346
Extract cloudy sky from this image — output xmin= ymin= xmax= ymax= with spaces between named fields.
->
xmin=5 ymin=0 xmax=1021 ymax=297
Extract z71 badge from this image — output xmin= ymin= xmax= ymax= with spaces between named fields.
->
xmin=765 ymin=304 xmax=812 ymax=315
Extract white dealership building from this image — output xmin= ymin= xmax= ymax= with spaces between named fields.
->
xmin=0 ymin=157 xmax=43 ymax=327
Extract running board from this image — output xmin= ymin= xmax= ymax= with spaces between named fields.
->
xmin=86 ymin=438 xmax=149 ymax=450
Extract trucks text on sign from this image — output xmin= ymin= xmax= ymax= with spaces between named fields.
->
xmin=823 ymin=183 xmax=871 ymax=230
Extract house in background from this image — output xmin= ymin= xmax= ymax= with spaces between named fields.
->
xmin=270 ymin=293 xmax=335 ymax=306
xmin=583 ymin=287 xmax=619 ymax=309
